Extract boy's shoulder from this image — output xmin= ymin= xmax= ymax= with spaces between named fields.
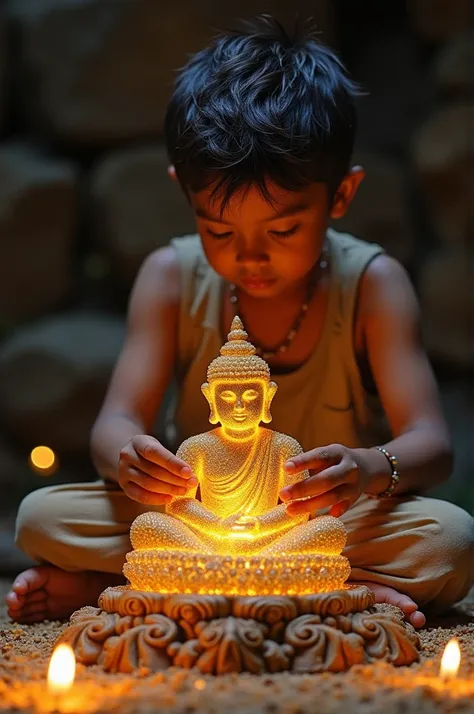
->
xmin=327 ymin=227 xmax=385 ymax=286
xmin=169 ymin=233 xmax=206 ymax=267
xmin=327 ymin=227 xmax=383 ymax=258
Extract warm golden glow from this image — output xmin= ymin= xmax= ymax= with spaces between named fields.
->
xmin=124 ymin=316 xmax=350 ymax=596
xmin=47 ymin=644 xmax=75 ymax=695
xmin=440 ymin=639 xmax=461 ymax=679
xmin=29 ymin=445 xmax=57 ymax=474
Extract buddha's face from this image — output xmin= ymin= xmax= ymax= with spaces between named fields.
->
xmin=202 ymin=378 xmax=277 ymax=434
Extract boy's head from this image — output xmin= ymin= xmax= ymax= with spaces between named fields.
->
xmin=165 ymin=15 xmax=364 ymax=297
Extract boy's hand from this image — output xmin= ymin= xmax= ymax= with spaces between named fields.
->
xmin=279 ymin=444 xmax=374 ymax=517
xmin=118 ymin=435 xmax=198 ymax=505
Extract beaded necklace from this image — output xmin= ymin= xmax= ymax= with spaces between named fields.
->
xmin=228 ymin=245 xmax=329 ymax=360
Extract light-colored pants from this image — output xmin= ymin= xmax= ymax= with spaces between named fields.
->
xmin=15 ymin=481 xmax=474 ymax=614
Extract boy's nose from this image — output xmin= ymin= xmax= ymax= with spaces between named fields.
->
xmin=236 ymin=251 xmax=270 ymax=266
xmin=235 ymin=237 xmax=270 ymax=266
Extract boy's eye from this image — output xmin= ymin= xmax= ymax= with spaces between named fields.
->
xmin=207 ymin=229 xmax=233 ymax=239
xmin=270 ymin=225 xmax=299 ymax=238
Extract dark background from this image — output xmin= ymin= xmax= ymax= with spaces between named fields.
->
xmin=0 ymin=0 xmax=472 ymax=572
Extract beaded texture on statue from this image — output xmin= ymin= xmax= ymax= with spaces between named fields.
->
xmin=124 ymin=316 xmax=351 ymax=596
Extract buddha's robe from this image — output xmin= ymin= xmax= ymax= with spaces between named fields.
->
xmin=176 ymin=427 xmax=305 ymax=517
xmin=164 ymin=427 xmax=309 ymax=554
xmin=130 ymin=427 xmax=347 ymax=558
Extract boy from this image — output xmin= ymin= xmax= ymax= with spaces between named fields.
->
xmin=7 ymin=16 xmax=473 ymax=626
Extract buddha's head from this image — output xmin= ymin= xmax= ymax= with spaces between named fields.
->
xmin=202 ymin=316 xmax=277 ymax=436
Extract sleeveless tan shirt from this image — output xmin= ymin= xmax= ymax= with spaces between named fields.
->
xmin=166 ymin=229 xmax=391 ymax=453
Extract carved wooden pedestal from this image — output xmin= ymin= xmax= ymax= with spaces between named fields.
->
xmin=56 ymin=585 xmax=420 ymax=675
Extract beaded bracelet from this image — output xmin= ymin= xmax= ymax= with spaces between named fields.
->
xmin=372 ymin=446 xmax=400 ymax=498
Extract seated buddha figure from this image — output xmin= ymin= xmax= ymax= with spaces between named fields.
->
xmin=129 ymin=316 xmax=347 ymax=560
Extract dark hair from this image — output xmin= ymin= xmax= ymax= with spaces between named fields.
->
xmin=165 ymin=15 xmax=362 ymax=211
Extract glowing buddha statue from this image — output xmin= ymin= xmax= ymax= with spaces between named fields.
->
xmin=124 ymin=317 xmax=351 ymax=596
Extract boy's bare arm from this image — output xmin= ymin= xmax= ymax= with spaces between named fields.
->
xmin=280 ymin=255 xmax=453 ymax=515
xmin=355 ymin=254 xmax=453 ymax=495
xmin=90 ymin=246 xmax=196 ymax=502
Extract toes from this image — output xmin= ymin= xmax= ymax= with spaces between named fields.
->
xmin=391 ymin=594 xmax=418 ymax=614
xmin=6 ymin=588 xmax=46 ymax=611
xmin=8 ymin=601 xmax=48 ymax=623
xmin=5 ymin=592 xmax=26 ymax=609
xmin=12 ymin=567 xmax=50 ymax=595
xmin=19 ymin=600 xmax=48 ymax=617
xmin=410 ymin=611 xmax=426 ymax=629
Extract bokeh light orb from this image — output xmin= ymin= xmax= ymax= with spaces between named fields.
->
xmin=29 ymin=445 xmax=58 ymax=475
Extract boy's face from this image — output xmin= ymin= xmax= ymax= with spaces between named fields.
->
xmin=185 ymin=176 xmax=360 ymax=298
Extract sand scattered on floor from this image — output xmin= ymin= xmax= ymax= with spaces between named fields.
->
xmin=1 ymin=579 xmax=473 ymax=714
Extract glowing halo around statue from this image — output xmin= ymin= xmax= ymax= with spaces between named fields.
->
xmin=56 ymin=317 xmax=421 ymax=675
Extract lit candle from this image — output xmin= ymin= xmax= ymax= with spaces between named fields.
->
xmin=439 ymin=638 xmax=461 ymax=681
xmin=47 ymin=644 xmax=76 ymax=711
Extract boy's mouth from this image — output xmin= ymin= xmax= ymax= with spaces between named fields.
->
xmin=240 ymin=276 xmax=277 ymax=291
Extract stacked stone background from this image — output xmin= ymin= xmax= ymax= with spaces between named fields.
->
xmin=0 ymin=1 xmax=472 ymax=570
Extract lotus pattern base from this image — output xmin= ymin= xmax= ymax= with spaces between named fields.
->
xmin=56 ymin=585 xmax=420 ymax=675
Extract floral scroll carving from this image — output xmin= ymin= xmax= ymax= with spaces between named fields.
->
xmin=102 ymin=614 xmax=178 ymax=673
xmin=285 ymin=615 xmax=365 ymax=672
xmin=58 ymin=609 xmax=120 ymax=665
xmin=346 ymin=608 xmax=420 ymax=665
xmin=169 ymin=617 xmax=269 ymax=675
xmin=99 ymin=586 xmax=166 ymax=616
xmin=163 ymin=594 xmax=230 ymax=639
xmin=58 ymin=587 xmax=419 ymax=674
xmin=233 ymin=596 xmax=298 ymax=640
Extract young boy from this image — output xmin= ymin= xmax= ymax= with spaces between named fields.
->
xmin=7 ymin=16 xmax=473 ymax=626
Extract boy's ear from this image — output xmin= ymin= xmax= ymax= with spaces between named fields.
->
xmin=330 ymin=166 xmax=365 ymax=219
xmin=168 ymin=165 xmax=177 ymax=182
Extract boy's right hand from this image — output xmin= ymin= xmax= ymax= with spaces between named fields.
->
xmin=118 ymin=435 xmax=198 ymax=505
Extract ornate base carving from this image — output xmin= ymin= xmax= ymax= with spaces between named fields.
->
xmin=56 ymin=585 xmax=420 ymax=675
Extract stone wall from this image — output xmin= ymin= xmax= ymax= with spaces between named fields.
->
xmin=0 ymin=0 xmax=472 ymax=556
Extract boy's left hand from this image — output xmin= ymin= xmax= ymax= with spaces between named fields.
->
xmin=279 ymin=444 xmax=372 ymax=518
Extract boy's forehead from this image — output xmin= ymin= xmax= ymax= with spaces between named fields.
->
xmin=190 ymin=181 xmax=326 ymax=222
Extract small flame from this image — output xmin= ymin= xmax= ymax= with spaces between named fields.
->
xmin=440 ymin=638 xmax=461 ymax=679
xmin=47 ymin=644 xmax=76 ymax=694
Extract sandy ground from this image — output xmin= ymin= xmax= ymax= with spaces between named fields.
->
xmin=0 ymin=579 xmax=473 ymax=714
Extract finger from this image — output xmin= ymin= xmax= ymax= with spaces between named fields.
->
xmin=284 ymin=444 xmax=344 ymax=475
xmin=329 ymin=500 xmax=351 ymax=518
xmin=132 ymin=436 xmax=195 ymax=477
xmin=127 ymin=468 xmax=189 ymax=497
xmin=132 ymin=457 xmax=198 ymax=489
xmin=280 ymin=464 xmax=347 ymax=502
xmin=286 ymin=486 xmax=354 ymax=516
xmin=125 ymin=482 xmax=173 ymax=506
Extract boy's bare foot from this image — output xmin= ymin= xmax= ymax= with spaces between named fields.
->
xmin=351 ymin=581 xmax=426 ymax=628
xmin=5 ymin=566 xmax=124 ymax=623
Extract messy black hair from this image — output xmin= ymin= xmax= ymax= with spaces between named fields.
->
xmin=165 ymin=15 xmax=362 ymax=211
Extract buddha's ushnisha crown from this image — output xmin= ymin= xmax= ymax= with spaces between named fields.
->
xmin=206 ymin=316 xmax=271 ymax=382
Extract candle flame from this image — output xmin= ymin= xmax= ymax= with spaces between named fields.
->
xmin=440 ymin=638 xmax=461 ymax=679
xmin=47 ymin=644 xmax=75 ymax=694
